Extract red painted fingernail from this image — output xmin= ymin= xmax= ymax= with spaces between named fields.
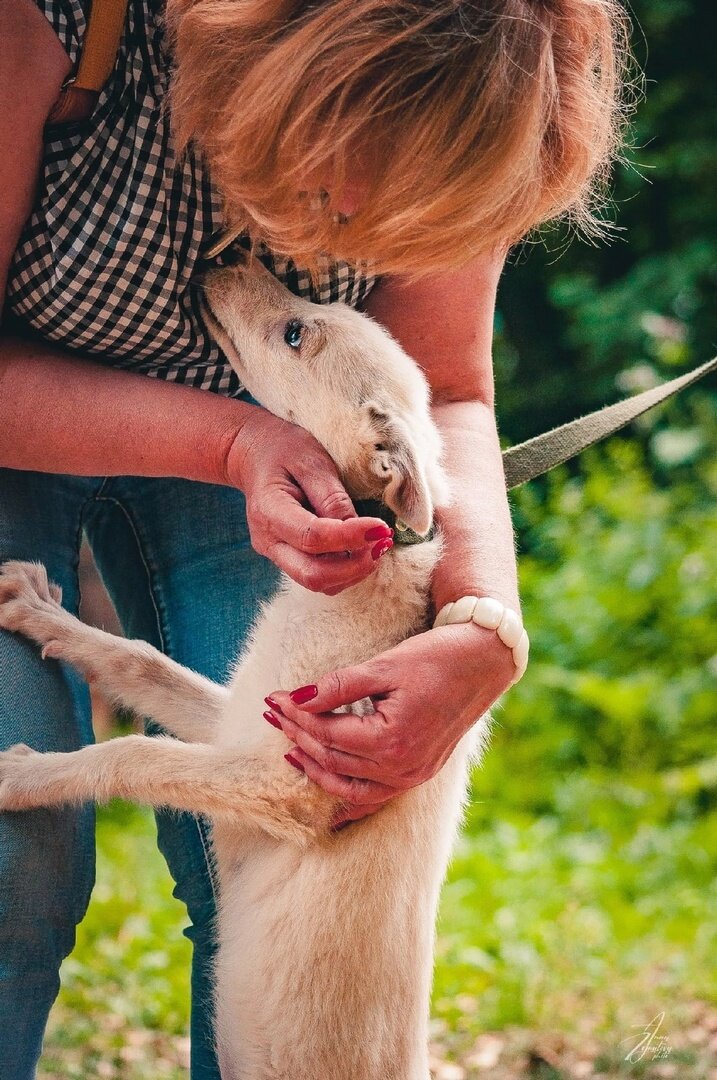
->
xmin=264 ymin=696 xmax=284 ymax=715
xmin=263 ymin=711 xmax=283 ymax=730
xmin=332 ymin=820 xmax=352 ymax=832
xmin=284 ymin=753 xmax=305 ymax=772
xmin=290 ymin=684 xmax=318 ymax=704
xmin=364 ymin=525 xmax=393 ymax=542
xmin=371 ymin=538 xmax=394 ymax=561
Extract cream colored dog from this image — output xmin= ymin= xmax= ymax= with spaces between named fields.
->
xmin=0 ymin=262 xmax=488 ymax=1080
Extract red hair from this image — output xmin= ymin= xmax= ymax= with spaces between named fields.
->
xmin=167 ymin=0 xmax=632 ymax=277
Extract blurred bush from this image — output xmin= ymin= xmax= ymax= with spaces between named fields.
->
xmin=430 ymin=395 xmax=717 ymax=1070
xmin=494 ymin=0 xmax=717 ymax=441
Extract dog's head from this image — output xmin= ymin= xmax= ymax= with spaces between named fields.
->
xmin=200 ymin=262 xmax=450 ymax=535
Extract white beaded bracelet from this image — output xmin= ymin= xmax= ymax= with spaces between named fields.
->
xmin=433 ymin=595 xmax=529 ymax=683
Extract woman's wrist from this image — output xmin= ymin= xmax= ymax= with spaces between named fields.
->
xmin=434 ymin=593 xmax=529 ymax=682
xmin=429 ymin=400 xmax=520 ymax=617
xmin=217 ymin=398 xmax=284 ymax=493
xmin=430 ymin=556 xmax=521 ymax=621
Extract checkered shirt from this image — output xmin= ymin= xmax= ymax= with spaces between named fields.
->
xmin=6 ymin=0 xmax=377 ymax=397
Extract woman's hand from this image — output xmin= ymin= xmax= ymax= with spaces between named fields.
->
xmin=263 ymin=622 xmax=517 ymax=828
xmin=225 ymin=405 xmax=394 ymax=594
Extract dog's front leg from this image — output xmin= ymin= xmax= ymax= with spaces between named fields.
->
xmin=0 ymin=561 xmax=228 ymax=742
xmin=0 ymin=737 xmax=332 ymax=844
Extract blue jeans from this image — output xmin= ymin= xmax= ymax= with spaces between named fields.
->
xmin=0 ymin=467 xmax=280 ymax=1078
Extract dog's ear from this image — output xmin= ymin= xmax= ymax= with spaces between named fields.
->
xmin=365 ymin=405 xmax=434 ymax=535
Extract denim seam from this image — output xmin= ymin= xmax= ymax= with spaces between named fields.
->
xmin=87 ymin=491 xmax=219 ymax=905
xmin=195 ymin=819 xmax=219 ymax=908
xmin=89 ymin=494 xmax=170 ymax=655
xmin=74 ymin=478 xmax=109 ymax=622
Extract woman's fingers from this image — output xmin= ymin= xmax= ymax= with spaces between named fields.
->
xmin=271 ymin=542 xmax=381 ymax=594
xmin=268 ymin=704 xmax=394 ymax=758
xmin=250 ymin=484 xmax=394 ymax=592
xmin=290 ymin=457 xmax=358 ymax=525
xmin=278 ymin=716 xmax=390 ymax=782
xmin=269 ymin=662 xmax=392 ymax=716
xmin=236 ymin=413 xmax=395 ymax=591
xmin=285 ymin=746 xmax=398 ymax=805
xmin=270 ymin=486 xmax=392 ymax=555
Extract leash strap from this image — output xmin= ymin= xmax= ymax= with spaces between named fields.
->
xmin=502 ymin=355 xmax=717 ymax=490
xmin=46 ymin=0 xmax=130 ymax=126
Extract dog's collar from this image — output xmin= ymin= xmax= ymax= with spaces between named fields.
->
xmin=352 ymin=499 xmax=436 ymax=545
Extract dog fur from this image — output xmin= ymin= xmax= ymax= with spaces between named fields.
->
xmin=0 ymin=262 xmax=489 ymax=1079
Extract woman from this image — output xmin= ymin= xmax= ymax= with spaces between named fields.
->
xmin=0 ymin=0 xmax=628 ymax=1076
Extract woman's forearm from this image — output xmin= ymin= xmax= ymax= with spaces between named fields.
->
xmin=0 ymin=332 xmax=254 ymax=484
xmin=431 ymin=398 xmax=520 ymax=616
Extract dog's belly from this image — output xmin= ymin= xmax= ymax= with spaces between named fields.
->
xmin=204 ymin=537 xmax=490 ymax=1078
xmin=209 ymin=724 xmax=485 ymax=1080
xmin=213 ymin=820 xmax=437 ymax=1080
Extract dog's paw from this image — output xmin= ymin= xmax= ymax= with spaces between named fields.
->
xmin=0 ymin=561 xmax=64 ymax=642
xmin=0 ymin=744 xmax=43 ymax=811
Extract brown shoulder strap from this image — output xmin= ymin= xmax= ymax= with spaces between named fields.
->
xmin=46 ymin=0 xmax=130 ymax=126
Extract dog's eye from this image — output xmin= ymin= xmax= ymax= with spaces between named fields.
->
xmin=284 ymin=320 xmax=304 ymax=350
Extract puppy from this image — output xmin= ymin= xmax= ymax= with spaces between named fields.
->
xmin=0 ymin=260 xmax=489 ymax=1079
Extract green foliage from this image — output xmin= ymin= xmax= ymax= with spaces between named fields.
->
xmin=431 ymin=409 xmax=717 ymax=1071
xmin=494 ymin=0 xmax=717 ymax=442
xmin=509 ymin=411 xmax=717 ymax=780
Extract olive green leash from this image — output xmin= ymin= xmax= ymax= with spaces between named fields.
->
xmin=501 ymin=354 xmax=717 ymax=490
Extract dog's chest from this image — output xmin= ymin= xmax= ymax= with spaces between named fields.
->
xmin=276 ymin=545 xmax=439 ymax=686
xmin=217 ymin=543 xmax=440 ymax=755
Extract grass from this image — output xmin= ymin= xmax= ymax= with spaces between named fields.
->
xmin=429 ymin=744 xmax=717 ymax=1078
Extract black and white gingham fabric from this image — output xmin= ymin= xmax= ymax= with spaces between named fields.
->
xmin=6 ymin=0 xmax=377 ymax=397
